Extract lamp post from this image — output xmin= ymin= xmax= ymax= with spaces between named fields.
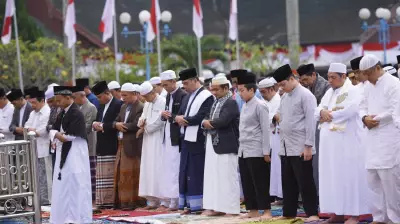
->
xmin=359 ymin=7 xmax=400 ymax=64
xmin=120 ymin=10 xmax=172 ymax=81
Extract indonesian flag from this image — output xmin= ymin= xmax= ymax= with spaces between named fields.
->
xmin=64 ymin=0 xmax=76 ymax=48
xmin=193 ymin=0 xmax=203 ymax=38
xmin=99 ymin=0 xmax=115 ymax=43
xmin=229 ymin=0 xmax=238 ymax=41
xmin=146 ymin=0 xmax=160 ymax=42
xmin=1 ymin=0 xmax=15 ymax=45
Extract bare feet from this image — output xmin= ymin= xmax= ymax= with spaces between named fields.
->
xmin=344 ymin=216 xmax=359 ymax=224
xmin=304 ymin=215 xmax=320 ymax=222
xmin=260 ymin=210 xmax=273 ymax=221
xmin=240 ymin=210 xmax=261 ymax=219
xmin=180 ymin=209 xmax=191 ymax=215
xmin=167 ymin=208 xmax=178 ymax=212
xmin=155 ymin=205 xmax=168 ymax=212
xmin=321 ymin=214 xmax=344 ymax=223
xmin=272 ymin=216 xmax=295 ymax=221
xmin=140 ymin=205 xmax=157 ymax=210
xmin=201 ymin=210 xmax=213 ymax=216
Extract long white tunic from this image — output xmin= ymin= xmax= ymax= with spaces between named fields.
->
xmin=265 ymin=93 xmax=282 ymax=198
xmin=138 ymin=95 xmax=166 ymax=198
xmin=159 ymin=91 xmax=180 ymax=200
xmin=50 ymin=136 xmax=92 ymax=224
xmin=315 ymin=79 xmax=370 ymax=215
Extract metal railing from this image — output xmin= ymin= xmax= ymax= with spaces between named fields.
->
xmin=0 ymin=132 xmax=41 ymax=223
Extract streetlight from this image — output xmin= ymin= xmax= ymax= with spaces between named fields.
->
xmin=359 ymin=7 xmax=400 ymax=64
xmin=120 ymin=10 xmax=172 ymax=81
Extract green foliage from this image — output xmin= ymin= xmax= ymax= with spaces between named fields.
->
xmin=0 ymin=0 xmax=43 ymax=42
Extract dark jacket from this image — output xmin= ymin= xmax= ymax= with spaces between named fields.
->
xmin=162 ymin=88 xmax=187 ymax=146
xmin=205 ymin=99 xmax=240 ymax=155
xmin=9 ymin=102 xmax=33 ymax=140
xmin=178 ymin=87 xmax=214 ymax=152
xmin=310 ymin=74 xmax=330 ymax=105
xmin=114 ymin=101 xmax=144 ymax=158
xmin=95 ymin=97 xmax=123 ymax=156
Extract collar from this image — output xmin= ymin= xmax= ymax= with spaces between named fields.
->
xmin=64 ymin=103 xmax=73 ymax=113
xmin=246 ymin=95 xmax=258 ymax=105
xmin=268 ymin=92 xmax=279 ymax=102
xmin=191 ymin=87 xmax=202 ymax=96
xmin=20 ymin=102 xmax=27 ymax=110
xmin=374 ymin=72 xmax=387 ymax=85
xmin=288 ymin=83 xmax=300 ymax=96
xmin=170 ymin=87 xmax=179 ymax=95
xmin=105 ymin=97 xmax=113 ymax=107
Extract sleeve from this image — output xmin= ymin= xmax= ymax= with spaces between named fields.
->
xmin=314 ymin=89 xmax=330 ymax=120
xmin=359 ymin=86 xmax=368 ymax=118
xmin=258 ymin=103 xmax=271 ymax=156
xmin=86 ymin=106 xmax=99 ymax=133
xmin=138 ymin=103 xmax=148 ymax=128
xmin=144 ymin=100 xmax=166 ymax=134
xmin=35 ymin=111 xmax=50 ymax=137
xmin=184 ymin=96 xmax=214 ymax=126
xmin=125 ymin=104 xmax=143 ymax=132
xmin=387 ymin=81 xmax=400 ymax=128
xmin=303 ymin=92 xmax=317 ymax=147
xmin=210 ymin=100 xmax=239 ymax=129
xmin=24 ymin=111 xmax=34 ymax=129
xmin=331 ymin=88 xmax=361 ymax=123
xmin=9 ymin=112 xmax=17 ymax=133
xmin=2 ymin=107 xmax=14 ymax=134
xmin=103 ymin=102 xmax=122 ymax=132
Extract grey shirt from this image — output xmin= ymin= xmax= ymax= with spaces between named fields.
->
xmin=279 ymin=84 xmax=317 ymax=156
xmin=239 ymin=96 xmax=270 ymax=158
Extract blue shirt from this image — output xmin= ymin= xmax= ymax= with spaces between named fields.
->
xmin=87 ymin=93 xmax=100 ymax=109
xmin=235 ymin=89 xmax=263 ymax=111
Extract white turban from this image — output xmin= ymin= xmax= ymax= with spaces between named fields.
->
xmin=45 ymin=87 xmax=55 ymax=100
xmin=149 ymin=77 xmax=162 ymax=85
xmin=359 ymin=54 xmax=380 ymax=71
xmin=108 ymin=81 xmax=121 ymax=90
xmin=139 ymin=81 xmax=153 ymax=95
xmin=328 ymin=63 xmax=347 ymax=74
xmin=160 ymin=70 xmax=177 ymax=81
xmin=121 ymin=83 xmax=136 ymax=92
xmin=202 ymin=70 xmax=214 ymax=80
xmin=258 ymin=77 xmax=276 ymax=89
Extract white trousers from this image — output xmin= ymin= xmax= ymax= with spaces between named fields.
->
xmin=367 ymin=165 xmax=400 ymax=223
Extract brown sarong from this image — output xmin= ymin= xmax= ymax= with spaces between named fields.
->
xmin=113 ymin=141 xmax=143 ymax=208
xmin=95 ymin=155 xmax=116 ymax=207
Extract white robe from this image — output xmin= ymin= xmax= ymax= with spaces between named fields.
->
xmin=138 ymin=95 xmax=166 ymax=200
xmin=50 ymin=137 xmax=92 ymax=224
xmin=315 ymin=79 xmax=370 ymax=216
xmin=265 ymin=93 xmax=282 ymax=198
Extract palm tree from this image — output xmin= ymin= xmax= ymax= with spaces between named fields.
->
xmin=162 ymin=34 xmax=228 ymax=73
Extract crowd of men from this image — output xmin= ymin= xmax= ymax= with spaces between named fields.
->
xmin=0 ymin=53 xmax=399 ymax=224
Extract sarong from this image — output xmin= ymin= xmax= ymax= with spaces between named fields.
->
xmin=90 ymin=156 xmax=97 ymax=201
xmin=113 ymin=142 xmax=143 ymax=208
xmin=95 ymin=155 xmax=116 ymax=207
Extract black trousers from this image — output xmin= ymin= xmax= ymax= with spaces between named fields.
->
xmin=239 ymin=157 xmax=271 ymax=210
xmin=281 ymin=156 xmax=318 ymax=217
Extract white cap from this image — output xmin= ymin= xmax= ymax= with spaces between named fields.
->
xmin=359 ymin=54 xmax=380 ymax=71
xmin=160 ymin=70 xmax=177 ymax=81
xmin=139 ymin=81 xmax=153 ymax=95
xmin=45 ymin=87 xmax=55 ymax=100
xmin=258 ymin=78 xmax=277 ymax=89
xmin=199 ymin=77 xmax=205 ymax=83
xmin=149 ymin=77 xmax=162 ymax=85
xmin=216 ymin=73 xmax=226 ymax=78
xmin=383 ymin=66 xmax=397 ymax=76
xmin=328 ymin=63 xmax=347 ymax=74
xmin=177 ymin=81 xmax=183 ymax=88
xmin=203 ymin=70 xmax=214 ymax=80
xmin=132 ymin=84 xmax=141 ymax=92
xmin=121 ymin=83 xmax=136 ymax=92
xmin=211 ymin=76 xmax=230 ymax=85
xmin=108 ymin=81 xmax=121 ymax=90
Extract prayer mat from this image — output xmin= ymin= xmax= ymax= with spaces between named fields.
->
xmin=96 ymin=155 xmax=116 ymax=207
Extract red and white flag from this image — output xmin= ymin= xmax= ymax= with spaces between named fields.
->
xmin=193 ymin=0 xmax=203 ymax=38
xmin=1 ymin=0 xmax=15 ymax=45
xmin=146 ymin=0 xmax=161 ymax=42
xmin=64 ymin=0 xmax=76 ymax=48
xmin=229 ymin=0 xmax=238 ymax=41
xmin=99 ymin=0 xmax=115 ymax=43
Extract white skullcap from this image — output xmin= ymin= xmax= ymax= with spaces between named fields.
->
xmin=149 ymin=77 xmax=162 ymax=85
xmin=45 ymin=87 xmax=55 ymax=100
xmin=215 ymin=73 xmax=232 ymax=88
xmin=177 ymin=81 xmax=183 ymax=88
xmin=359 ymin=54 xmax=380 ymax=71
xmin=139 ymin=81 xmax=153 ymax=95
xmin=160 ymin=70 xmax=177 ymax=81
xmin=121 ymin=83 xmax=136 ymax=92
xmin=108 ymin=81 xmax=121 ymax=90
xmin=203 ymin=70 xmax=214 ymax=80
xmin=199 ymin=77 xmax=205 ymax=83
xmin=132 ymin=84 xmax=141 ymax=92
xmin=258 ymin=78 xmax=276 ymax=89
xmin=383 ymin=66 xmax=397 ymax=76
xmin=211 ymin=76 xmax=230 ymax=85
xmin=328 ymin=63 xmax=347 ymax=74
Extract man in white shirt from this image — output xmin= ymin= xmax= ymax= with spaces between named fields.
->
xmin=316 ymin=63 xmax=370 ymax=224
xmin=150 ymin=77 xmax=168 ymax=98
xmin=359 ymin=54 xmax=400 ymax=224
xmin=0 ymin=89 xmax=15 ymax=141
xmin=24 ymin=89 xmax=52 ymax=205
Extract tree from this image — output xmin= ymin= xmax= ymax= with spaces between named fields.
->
xmin=0 ymin=0 xmax=43 ymax=42
xmin=162 ymin=34 xmax=228 ymax=73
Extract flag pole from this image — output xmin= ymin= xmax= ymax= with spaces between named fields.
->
xmin=13 ymin=10 xmax=23 ymax=90
xmin=113 ymin=6 xmax=120 ymax=83
xmin=156 ymin=19 xmax=162 ymax=73
xmin=235 ymin=39 xmax=240 ymax=69
xmin=197 ymin=37 xmax=202 ymax=76
xmin=71 ymin=44 xmax=76 ymax=85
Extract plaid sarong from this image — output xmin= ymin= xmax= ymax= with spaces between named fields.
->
xmin=95 ymin=155 xmax=116 ymax=207
xmin=90 ymin=156 xmax=97 ymax=202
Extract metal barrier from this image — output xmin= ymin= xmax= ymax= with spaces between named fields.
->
xmin=0 ymin=132 xmax=41 ymax=223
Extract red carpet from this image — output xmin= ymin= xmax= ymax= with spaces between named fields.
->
xmin=94 ymin=209 xmax=168 ymax=219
